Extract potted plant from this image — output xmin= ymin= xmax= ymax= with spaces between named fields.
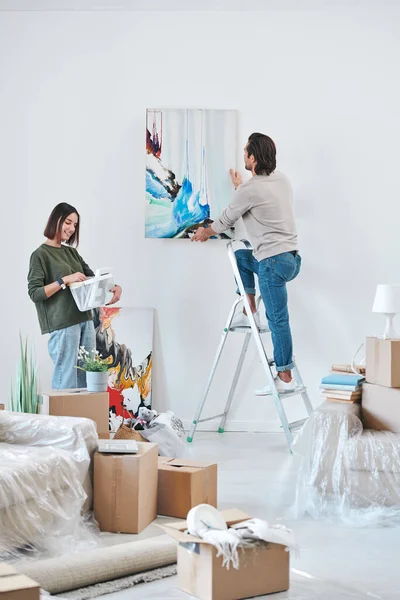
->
xmin=77 ymin=346 xmax=109 ymax=392
xmin=10 ymin=335 xmax=40 ymax=413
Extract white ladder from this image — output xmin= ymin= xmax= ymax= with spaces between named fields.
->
xmin=187 ymin=239 xmax=313 ymax=450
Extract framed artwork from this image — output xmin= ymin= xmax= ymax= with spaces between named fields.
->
xmin=94 ymin=307 xmax=154 ymax=432
xmin=145 ymin=108 xmax=237 ymax=239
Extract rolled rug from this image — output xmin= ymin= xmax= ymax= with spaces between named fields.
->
xmin=16 ymin=535 xmax=177 ymax=595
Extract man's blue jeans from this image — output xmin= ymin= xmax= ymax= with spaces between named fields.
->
xmin=48 ymin=320 xmax=96 ymax=389
xmin=235 ymin=249 xmax=301 ymax=372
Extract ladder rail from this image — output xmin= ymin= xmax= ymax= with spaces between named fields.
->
xmin=187 ymin=297 xmax=241 ymax=442
xmin=219 ymin=332 xmax=252 ymax=433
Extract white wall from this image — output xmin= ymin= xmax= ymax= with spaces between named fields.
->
xmin=1 ymin=8 xmax=399 ymax=431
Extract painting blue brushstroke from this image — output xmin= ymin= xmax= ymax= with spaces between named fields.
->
xmin=145 ymin=109 xmax=236 ymax=239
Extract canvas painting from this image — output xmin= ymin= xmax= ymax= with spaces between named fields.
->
xmin=94 ymin=307 xmax=154 ymax=432
xmin=145 ymin=108 xmax=237 ymax=239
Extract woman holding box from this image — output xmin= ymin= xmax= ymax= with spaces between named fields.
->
xmin=28 ymin=202 xmax=122 ymax=389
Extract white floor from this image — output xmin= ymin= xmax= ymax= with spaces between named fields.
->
xmin=88 ymin=432 xmax=399 ymax=599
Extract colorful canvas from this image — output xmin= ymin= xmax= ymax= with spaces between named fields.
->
xmin=145 ymin=108 xmax=237 ymax=239
xmin=94 ymin=307 xmax=154 ymax=432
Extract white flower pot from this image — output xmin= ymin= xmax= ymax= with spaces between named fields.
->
xmin=86 ymin=371 xmax=109 ymax=393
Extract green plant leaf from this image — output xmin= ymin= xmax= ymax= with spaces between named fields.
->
xmin=10 ymin=333 xmax=40 ymax=414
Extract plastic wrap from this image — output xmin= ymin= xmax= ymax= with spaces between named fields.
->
xmin=0 ymin=442 xmax=87 ymax=554
xmin=0 ymin=411 xmax=98 ymax=510
xmin=139 ymin=411 xmax=190 ymax=457
xmin=0 ymin=411 xmax=100 ymax=558
xmin=291 ymin=400 xmax=400 ymax=525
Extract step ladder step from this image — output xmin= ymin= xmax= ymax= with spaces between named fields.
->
xmin=228 ymin=325 xmax=270 ymax=334
xmin=260 ymin=386 xmax=307 ymax=400
xmin=288 ymin=418 xmax=308 ymax=431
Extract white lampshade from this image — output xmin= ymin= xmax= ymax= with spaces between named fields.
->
xmin=372 ymin=284 xmax=400 ymax=314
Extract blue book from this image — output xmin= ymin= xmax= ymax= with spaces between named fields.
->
xmin=319 ymin=383 xmax=360 ymax=391
xmin=320 ymin=374 xmax=365 ymax=386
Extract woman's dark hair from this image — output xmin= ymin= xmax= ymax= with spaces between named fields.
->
xmin=247 ymin=132 xmax=276 ymax=176
xmin=44 ymin=203 xmax=80 ymax=246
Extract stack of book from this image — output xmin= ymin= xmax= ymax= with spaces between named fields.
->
xmin=320 ymin=367 xmax=365 ymax=403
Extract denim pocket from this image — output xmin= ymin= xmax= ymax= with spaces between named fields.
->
xmin=273 ymin=253 xmax=299 ymax=283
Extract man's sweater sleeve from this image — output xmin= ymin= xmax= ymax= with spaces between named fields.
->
xmin=211 ymin=185 xmax=253 ymax=234
xmin=28 ymin=253 xmax=47 ymax=303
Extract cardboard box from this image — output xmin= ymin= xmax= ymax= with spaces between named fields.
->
xmin=362 ymin=383 xmax=400 ymax=432
xmin=42 ymin=389 xmax=109 ymax=437
xmin=0 ymin=566 xmax=17 ymax=578
xmin=94 ymin=442 xmax=158 ymax=533
xmin=158 ymin=458 xmax=217 ymax=518
xmin=0 ymin=404 xmax=4 ymax=411
xmin=0 ymin=564 xmax=40 ymax=600
xmin=162 ymin=509 xmax=289 ymax=600
xmin=366 ymin=337 xmax=400 ymax=388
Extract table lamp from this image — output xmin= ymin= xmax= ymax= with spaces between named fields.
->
xmin=372 ymin=284 xmax=400 ymax=339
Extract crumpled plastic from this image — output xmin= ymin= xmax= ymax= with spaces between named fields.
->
xmin=290 ymin=400 xmax=400 ymax=526
xmin=0 ymin=411 xmax=100 ymax=558
xmin=138 ymin=411 xmax=189 ymax=457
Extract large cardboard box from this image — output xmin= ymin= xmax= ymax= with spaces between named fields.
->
xmin=0 ymin=564 xmax=40 ymax=600
xmin=94 ymin=442 xmax=158 ymax=534
xmin=158 ymin=458 xmax=217 ymax=518
xmin=362 ymin=382 xmax=400 ymax=432
xmin=42 ymin=389 xmax=109 ymax=437
xmin=162 ymin=509 xmax=289 ymax=600
xmin=366 ymin=337 xmax=400 ymax=388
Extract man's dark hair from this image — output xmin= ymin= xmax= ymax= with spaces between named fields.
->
xmin=247 ymin=132 xmax=276 ymax=176
xmin=44 ymin=202 xmax=80 ymax=246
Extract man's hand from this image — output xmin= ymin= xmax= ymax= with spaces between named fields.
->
xmin=191 ymin=227 xmax=213 ymax=242
xmin=229 ymin=169 xmax=242 ymax=189
xmin=107 ymin=284 xmax=122 ymax=305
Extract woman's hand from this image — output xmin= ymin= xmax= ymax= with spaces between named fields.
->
xmin=63 ymin=272 xmax=87 ymax=285
xmin=107 ymin=284 xmax=122 ymax=305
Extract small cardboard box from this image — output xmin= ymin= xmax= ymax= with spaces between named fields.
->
xmin=366 ymin=337 xmax=400 ymax=388
xmin=94 ymin=442 xmax=158 ymax=534
xmin=0 ymin=564 xmax=40 ymax=600
xmin=158 ymin=458 xmax=217 ymax=518
xmin=0 ymin=404 xmax=4 ymax=411
xmin=362 ymin=382 xmax=400 ymax=432
xmin=42 ymin=389 xmax=109 ymax=437
xmin=162 ymin=509 xmax=290 ymax=600
xmin=0 ymin=566 xmax=17 ymax=577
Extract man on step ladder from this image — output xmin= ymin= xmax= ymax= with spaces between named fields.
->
xmin=192 ymin=132 xmax=301 ymax=395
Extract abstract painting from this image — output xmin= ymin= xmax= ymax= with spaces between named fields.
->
xmin=94 ymin=307 xmax=154 ymax=432
xmin=145 ymin=109 xmax=237 ymax=239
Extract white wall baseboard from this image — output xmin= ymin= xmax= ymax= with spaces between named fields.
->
xmin=182 ymin=419 xmax=282 ymax=433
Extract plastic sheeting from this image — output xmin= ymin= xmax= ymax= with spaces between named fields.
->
xmin=139 ymin=411 xmax=189 ymax=457
xmin=0 ymin=411 xmax=100 ymax=558
xmin=291 ymin=400 xmax=400 ymax=526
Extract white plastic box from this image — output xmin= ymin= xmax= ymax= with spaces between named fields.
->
xmin=70 ymin=268 xmax=114 ymax=311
